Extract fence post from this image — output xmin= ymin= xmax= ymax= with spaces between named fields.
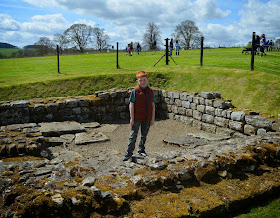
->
xmin=165 ymin=38 xmax=169 ymax=65
xmin=116 ymin=42 xmax=120 ymax=69
xmin=251 ymin=32 xmax=255 ymax=71
xmin=56 ymin=45 xmax=60 ymax=74
xmin=200 ymin=36 xmax=204 ymax=67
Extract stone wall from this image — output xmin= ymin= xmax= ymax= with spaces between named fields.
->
xmin=0 ymin=88 xmax=279 ymax=135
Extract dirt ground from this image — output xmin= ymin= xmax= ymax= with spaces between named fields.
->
xmin=62 ymin=119 xmax=206 ymax=159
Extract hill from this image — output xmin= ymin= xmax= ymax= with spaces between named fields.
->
xmin=0 ymin=42 xmax=17 ymax=49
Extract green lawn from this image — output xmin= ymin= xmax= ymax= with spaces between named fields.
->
xmin=0 ymin=48 xmax=279 ymax=115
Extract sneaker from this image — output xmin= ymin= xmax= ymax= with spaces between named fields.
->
xmin=139 ymin=152 xmax=148 ymax=157
xmin=122 ymin=155 xmax=131 ymax=161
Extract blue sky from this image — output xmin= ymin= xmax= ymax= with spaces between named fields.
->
xmin=0 ymin=0 xmax=279 ymax=49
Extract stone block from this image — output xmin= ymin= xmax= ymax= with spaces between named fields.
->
xmin=180 ymin=92 xmax=189 ymax=100
xmin=175 ymin=99 xmax=182 ymax=107
xmin=215 ymin=108 xmax=223 ymax=117
xmin=231 ymin=111 xmax=245 ymax=122
xmin=272 ymin=123 xmax=280 ymax=132
xmin=201 ymin=123 xmax=217 ymax=134
xmin=199 ymin=97 xmax=205 ymax=105
xmin=229 ymin=120 xmax=244 ymax=132
xmin=167 ymin=105 xmax=172 ymax=112
xmin=168 ymin=113 xmax=175 ymax=120
xmin=174 ymin=115 xmax=181 ymax=122
xmin=66 ymin=99 xmax=79 ymax=108
xmin=79 ymin=99 xmax=90 ymax=107
xmin=161 ymin=90 xmax=167 ymax=97
xmin=192 ymin=120 xmax=202 ymax=130
xmin=197 ymin=105 xmax=205 ymax=113
xmin=202 ymin=114 xmax=214 ymax=124
xmin=257 ymin=128 xmax=267 ymax=136
xmin=193 ymin=110 xmax=202 ymax=121
xmin=173 ymin=92 xmax=180 ymax=99
xmin=171 ymin=105 xmax=178 ymax=114
xmin=185 ymin=109 xmax=193 ymax=117
xmin=178 ymin=107 xmax=186 ymax=115
xmin=205 ymin=99 xmax=213 ymax=106
xmin=190 ymin=103 xmax=197 ymax=110
xmin=205 ymin=106 xmax=215 ymax=116
xmin=46 ymin=104 xmax=58 ymax=113
xmin=187 ymin=95 xmax=193 ymax=102
xmin=244 ymin=125 xmax=257 ymax=135
xmin=193 ymin=97 xmax=200 ymax=104
xmin=34 ymin=104 xmax=45 ymax=114
xmin=182 ymin=101 xmax=191 ymax=109
xmin=11 ymin=100 xmax=29 ymax=108
xmin=214 ymin=117 xmax=229 ymax=128
xmin=201 ymin=92 xmax=215 ymax=99
xmin=96 ymin=91 xmax=110 ymax=100
xmin=245 ymin=115 xmax=274 ymax=129
xmin=213 ymin=100 xmax=227 ymax=109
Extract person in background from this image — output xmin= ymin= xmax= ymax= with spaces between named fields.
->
xmin=260 ymin=34 xmax=266 ymax=57
xmin=255 ymin=35 xmax=260 ymax=52
xmin=175 ymin=40 xmax=180 ymax=55
xmin=137 ymin=42 xmax=141 ymax=55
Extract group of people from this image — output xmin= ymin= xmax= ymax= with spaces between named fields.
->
xmin=169 ymin=38 xmax=180 ymax=56
xmin=255 ymin=34 xmax=274 ymax=57
xmin=126 ymin=42 xmax=142 ymax=56
xmin=126 ymin=38 xmax=181 ymax=56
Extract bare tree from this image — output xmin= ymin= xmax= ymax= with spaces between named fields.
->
xmin=143 ymin=22 xmax=161 ymax=50
xmin=92 ymin=26 xmax=110 ymax=52
xmin=53 ymin=33 xmax=67 ymax=52
xmin=34 ymin=37 xmax=55 ymax=56
xmin=64 ymin=24 xmax=93 ymax=53
xmin=173 ymin=20 xmax=202 ymax=50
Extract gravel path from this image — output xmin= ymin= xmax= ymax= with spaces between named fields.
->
xmin=54 ymin=119 xmax=206 ymax=159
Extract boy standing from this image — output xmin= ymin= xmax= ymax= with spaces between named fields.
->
xmin=123 ymin=71 xmax=155 ymax=161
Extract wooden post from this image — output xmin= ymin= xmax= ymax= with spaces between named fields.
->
xmin=251 ymin=32 xmax=255 ymax=71
xmin=116 ymin=42 xmax=120 ymax=69
xmin=200 ymin=36 xmax=204 ymax=67
xmin=165 ymin=38 xmax=169 ymax=65
xmin=56 ymin=45 xmax=60 ymax=74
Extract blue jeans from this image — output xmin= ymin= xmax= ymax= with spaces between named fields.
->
xmin=137 ymin=48 xmax=140 ymax=55
xmin=126 ymin=121 xmax=150 ymax=156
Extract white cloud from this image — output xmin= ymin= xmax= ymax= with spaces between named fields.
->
xmin=193 ymin=0 xmax=231 ymax=20
xmin=22 ymin=14 xmax=69 ymax=34
xmin=0 ymin=14 xmax=20 ymax=31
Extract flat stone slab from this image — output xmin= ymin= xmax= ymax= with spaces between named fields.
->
xmin=81 ymin=122 xmax=101 ymax=128
xmin=163 ymin=135 xmax=210 ymax=148
xmin=187 ymin=133 xmax=231 ymax=141
xmin=75 ymin=132 xmax=109 ymax=145
xmin=93 ymin=124 xmax=119 ymax=133
xmin=39 ymin=121 xmax=86 ymax=137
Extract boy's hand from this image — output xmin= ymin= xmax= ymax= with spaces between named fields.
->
xmin=130 ymin=118 xmax=134 ymax=126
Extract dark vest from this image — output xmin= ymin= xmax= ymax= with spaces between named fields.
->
xmin=134 ymin=85 xmax=153 ymax=121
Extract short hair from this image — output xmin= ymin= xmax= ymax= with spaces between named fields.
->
xmin=136 ymin=71 xmax=148 ymax=79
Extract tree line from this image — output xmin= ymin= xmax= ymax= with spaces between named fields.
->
xmin=6 ymin=19 xmax=202 ymax=58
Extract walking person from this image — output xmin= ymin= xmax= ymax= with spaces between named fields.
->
xmin=122 ymin=71 xmax=155 ymax=161
xmin=175 ymin=40 xmax=180 ymax=55
xmin=137 ymin=42 xmax=141 ymax=55
xmin=260 ymin=34 xmax=266 ymax=57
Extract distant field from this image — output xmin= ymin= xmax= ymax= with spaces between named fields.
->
xmin=0 ymin=48 xmax=21 ymax=57
xmin=0 ymin=48 xmax=279 ymax=115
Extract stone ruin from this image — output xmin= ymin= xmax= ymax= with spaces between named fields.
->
xmin=0 ymin=88 xmax=279 ymax=217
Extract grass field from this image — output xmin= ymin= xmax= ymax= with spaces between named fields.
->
xmin=0 ymin=47 xmax=279 ymax=115
xmin=0 ymin=48 xmax=21 ymax=57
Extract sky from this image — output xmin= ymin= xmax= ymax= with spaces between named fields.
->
xmin=0 ymin=0 xmax=280 ymax=49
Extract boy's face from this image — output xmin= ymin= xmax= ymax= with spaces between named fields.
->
xmin=137 ymin=76 xmax=149 ymax=88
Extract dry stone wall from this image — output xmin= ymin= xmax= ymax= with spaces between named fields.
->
xmin=0 ymin=88 xmax=279 ymax=136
